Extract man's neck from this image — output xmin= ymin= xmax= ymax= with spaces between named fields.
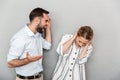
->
xmin=28 ymin=23 xmax=37 ymax=34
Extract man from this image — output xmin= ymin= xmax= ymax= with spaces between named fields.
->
xmin=52 ymin=26 xmax=94 ymax=80
xmin=7 ymin=7 xmax=52 ymax=80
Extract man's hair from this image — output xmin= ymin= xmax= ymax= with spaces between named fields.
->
xmin=29 ymin=7 xmax=49 ymax=22
xmin=77 ymin=26 xmax=94 ymax=40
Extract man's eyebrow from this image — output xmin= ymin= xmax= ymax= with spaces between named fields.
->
xmin=45 ymin=20 xmax=49 ymax=22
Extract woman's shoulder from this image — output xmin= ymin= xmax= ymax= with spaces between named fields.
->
xmin=60 ymin=34 xmax=73 ymax=43
xmin=62 ymin=34 xmax=73 ymax=39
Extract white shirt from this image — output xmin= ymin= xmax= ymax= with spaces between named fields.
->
xmin=7 ymin=25 xmax=51 ymax=76
xmin=52 ymin=34 xmax=93 ymax=80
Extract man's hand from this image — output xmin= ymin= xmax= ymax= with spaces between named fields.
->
xmin=44 ymin=18 xmax=52 ymax=44
xmin=45 ymin=18 xmax=51 ymax=29
xmin=26 ymin=52 xmax=42 ymax=62
xmin=8 ymin=52 xmax=42 ymax=68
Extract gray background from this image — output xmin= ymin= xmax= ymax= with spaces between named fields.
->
xmin=0 ymin=0 xmax=120 ymax=80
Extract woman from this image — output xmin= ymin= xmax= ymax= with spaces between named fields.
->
xmin=52 ymin=26 xmax=94 ymax=80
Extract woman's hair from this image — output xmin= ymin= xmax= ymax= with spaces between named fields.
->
xmin=77 ymin=26 xmax=94 ymax=41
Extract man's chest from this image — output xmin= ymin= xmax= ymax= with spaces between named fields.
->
xmin=23 ymin=37 xmax=42 ymax=55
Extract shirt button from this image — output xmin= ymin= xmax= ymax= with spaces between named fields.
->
xmin=75 ymin=53 xmax=77 ymax=55
xmin=70 ymin=69 xmax=72 ymax=71
xmin=73 ymin=58 xmax=75 ymax=60
xmin=69 ymin=75 xmax=72 ymax=77
xmin=71 ymin=63 xmax=73 ymax=65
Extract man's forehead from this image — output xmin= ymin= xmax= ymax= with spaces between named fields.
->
xmin=43 ymin=13 xmax=49 ymax=19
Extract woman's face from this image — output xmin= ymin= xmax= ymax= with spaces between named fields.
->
xmin=75 ymin=36 xmax=89 ymax=47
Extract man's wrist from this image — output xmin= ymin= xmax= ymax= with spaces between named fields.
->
xmin=24 ymin=58 xmax=31 ymax=63
xmin=46 ymin=27 xmax=51 ymax=30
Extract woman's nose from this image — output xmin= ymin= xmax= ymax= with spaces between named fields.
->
xmin=79 ymin=43 xmax=82 ymax=47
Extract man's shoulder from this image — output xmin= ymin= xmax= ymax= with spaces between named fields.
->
xmin=11 ymin=27 xmax=26 ymax=41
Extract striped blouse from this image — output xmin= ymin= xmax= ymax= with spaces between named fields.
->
xmin=52 ymin=34 xmax=93 ymax=80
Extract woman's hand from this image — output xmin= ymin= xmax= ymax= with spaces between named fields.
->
xmin=72 ymin=32 xmax=77 ymax=41
xmin=79 ymin=40 xmax=92 ymax=59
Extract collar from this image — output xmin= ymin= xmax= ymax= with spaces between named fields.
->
xmin=25 ymin=25 xmax=40 ymax=37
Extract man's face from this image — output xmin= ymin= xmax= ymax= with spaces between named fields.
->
xmin=75 ymin=36 xmax=89 ymax=47
xmin=39 ymin=13 xmax=50 ymax=28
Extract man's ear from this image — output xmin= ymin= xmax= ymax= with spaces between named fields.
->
xmin=34 ymin=17 xmax=40 ymax=24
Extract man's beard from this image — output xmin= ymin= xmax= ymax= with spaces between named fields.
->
xmin=36 ymin=24 xmax=45 ymax=33
xmin=37 ymin=27 xmax=46 ymax=38
xmin=37 ymin=27 xmax=44 ymax=33
xmin=37 ymin=25 xmax=46 ymax=37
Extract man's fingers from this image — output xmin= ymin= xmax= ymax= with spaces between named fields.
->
xmin=39 ymin=56 xmax=42 ymax=59
xmin=38 ymin=56 xmax=42 ymax=59
xmin=35 ymin=56 xmax=43 ymax=59
xmin=26 ymin=53 xmax=42 ymax=62
xmin=30 ymin=56 xmax=43 ymax=61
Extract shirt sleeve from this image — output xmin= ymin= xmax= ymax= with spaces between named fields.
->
xmin=7 ymin=37 xmax=25 ymax=62
xmin=56 ymin=34 xmax=73 ymax=56
xmin=41 ymin=37 xmax=51 ymax=50
xmin=76 ymin=45 xmax=93 ymax=65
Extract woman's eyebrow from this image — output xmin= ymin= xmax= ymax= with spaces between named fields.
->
xmin=79 ymin=40 xmax=86 ymax=44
